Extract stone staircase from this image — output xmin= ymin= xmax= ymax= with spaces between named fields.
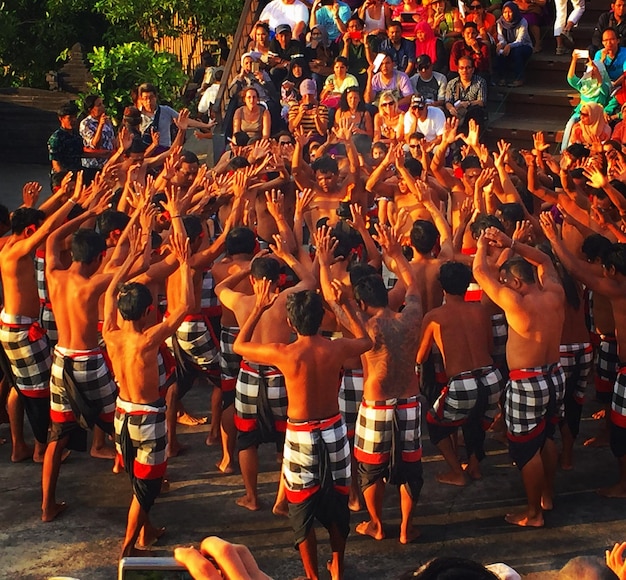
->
xmin=485 ymin=0 xmax=611 ymax=151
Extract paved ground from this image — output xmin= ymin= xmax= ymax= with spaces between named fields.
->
xmin=1 ymin=383 xmax=624 ymax=580
xmin=1 ymin=159 xmax=625 ymax=579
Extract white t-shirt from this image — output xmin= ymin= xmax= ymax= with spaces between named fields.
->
xmin=259 ymin=0 xmax=309 ymax=32
xmin=403 ymin=106 xmax=445 ymax=143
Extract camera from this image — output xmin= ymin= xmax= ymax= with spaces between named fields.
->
xmin=118 ymin=557 xmax=193 ymax=580
xmin=336 ymin=201 xmax=352 ymax=219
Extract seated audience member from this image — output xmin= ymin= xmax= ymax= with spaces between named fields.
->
xmin=404 ymin=94 xmax=446 ymax=152
xmin=414 ymin=21 xmax=449 ymax=74
xmin=593 ymin=28 xmax=626 ymax=116
xmin=515 ymin=0 xmax=548 ymax=53
xmin=335 ymin=85 xmax=374 ymax=137
xmin=554 ymin=0 xmax=584 ymax=56
xmin=570 ymin=102 xmax=612 ymax=147
xmin=232 ymin=87 xmax=271 ymax=141
xmin=373 ymin=90 xmax=405 ymax=142
xmin=310 ymin=0 xmax=352 ymax=42
xmin=340 ymin=16 xmax=375 ymax=90
xmin=306 ymin=25 xmax=336 ymax=84
xmin=288 ymin=79 xmax=329 ymax=140
xmin=590 ymin=0 xmax=626 ymax=56
xmin=247 ymin=21 xmax=272 ymax=65
xmin=445 ymin=55 xmax=487 ymax=135
xmin=449 ymin=22 xmax=491 ymax=78
xmin=258 ymin=0 xmax=309 ymax=38
xmin=365 ymin=52 xmax=415 ymax=110
xmin=379 ymin=20 xmax=417 ymax=75
xmin=392 ymin=0 xmax=427 ymax=40
xmin=432 ymin=0 xmax=464 ymax=49
xmin=561 ymin=53 xmax=611 ymax=151
xmin=610 ymin=102 xmax=626 ymax=145
xmin=410 ymin=54 xmax=448 ymax=108
xmin=321 ymin=56 xmax=360 ymax=108
xmin=358 ymin=0 xmax=393 ymax=40
xmin=268 ymin=24 xmax=305 ymax=87
xmin=494 ymin=1 xmax=533 ymax=87
xmin=464 ymin=0 xmax=497 ymax=43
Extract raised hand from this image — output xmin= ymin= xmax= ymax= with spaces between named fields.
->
xmin=374 ymin=223 xmax=402 ymax=257
xmin=512 ymin=219 xmax=533 ymax=244
xmin=264 ymin=189 xmax=285 ymax=222
xmin=539 ymin=211 xmax=560 ymax=242
xmin=170 ymin=231 xmax=191 ymax=265
xmin=583 ymin=164 xmax=608 ymax=189
xmin=295 ymin=188 xmax=316 ymax=219
xmin=253 ymin=276 xmax=279 ymax=311
xmin=22 ymin=181 xmax=42 ymax=208
xmin=483 ymin=225 xmax=513 ymax=249
xmin=314 ymin=226 xmax=339 ymax=265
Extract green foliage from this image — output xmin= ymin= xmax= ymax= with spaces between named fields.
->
xmin=85 ymin=42 xmax=187 ymax=121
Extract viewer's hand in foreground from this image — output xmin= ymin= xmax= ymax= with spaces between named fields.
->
xmin=174 ymin=536 xmax=272 ymax=580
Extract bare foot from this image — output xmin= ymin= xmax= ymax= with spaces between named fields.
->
xmin=161 ymin=479 xmax=171 ymax=494
xmin=533 ymin=44 xmax=542 ymax=53
xmin=436 ymin=470 xmax=468 ymax=487
xmin=112 ymin=455 xmax=124 ymax=474
xmin=11 ymin=443 xmax=33 ymax=463
xmin=215 ymin=459 xmax=235 ymax=474
xmin=90 ymin=445 xmax=116 ymax=460
xmin=167 ymin=441 xmax=187 ymax=458
xmin=541 ymin=496 xmax=553 ymax=511
xmin=592 ymin=409 xmax=606 ymax=420
xmin=584 ymin=435 xmax=609 ymax=447
xmin=176 ymin=412 xmax=207 ymax=426
xmin=400 ymin=525 xmax=421 ymax=544
xmin=356 ymin=520 xmax=385 ymax=540
xmin=598 ymin=483 xmax=626 ymax=498
xmin=272 ymin=501 xmax=289 ymax=518
xmin=326 ymin=559 xmax=340 ymax=580
xmin=42 ymin=501 xmax=67 ymax=522
xmin=349 ymin=497 xmax=365 ymax=512
xmin=137 ymin=525 xmax=166 ymax=548
xmin=504 ymin=510 xmax=544 ymax=527
xmin=236 ymin=495 xmax=261 ymax=511
xmin=33 ymin=449 xmax=46 ymax=463
xmin=205 ymin=433 xmax=220 ymax=446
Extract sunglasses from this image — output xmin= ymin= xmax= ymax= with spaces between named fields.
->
xmin=279 ymin=141 xmax=292 ymax=145
xmin=580 ymin=112 xmax=590 ymax=117
xmin=469 ymin=4 xmax=482 ymax=8
xmin=380 ymin=101 xmax=394 ymax=107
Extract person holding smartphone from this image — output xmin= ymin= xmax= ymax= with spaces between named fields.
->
xmin=310 ymin=0 xmax=352 ymax=42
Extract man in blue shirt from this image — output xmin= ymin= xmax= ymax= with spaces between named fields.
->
xmin=379 ymin=21 xmax=416 ymax=76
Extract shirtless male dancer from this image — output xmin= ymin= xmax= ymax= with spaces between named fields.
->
xmin=103 ymin=230 xmax=193 ymax=557
xmin=417 ymin=262 xmax=504 ymax=486
xmin=541 ymin=214 xmax=626 ymax=497
xmin=0 ymin=182 xmax=88 ymax=463
xmin=42 ymin=189 xmax=129 ymax=522
xmin=216 ymin=240 xmax=316 ymax=513
xmin=234 ymin=272 xmax=371 ymax=580
xmin=351 ymin=225 xmax=424 ymax=545
xmin=473 ymin=227 xmax=565 ymax=527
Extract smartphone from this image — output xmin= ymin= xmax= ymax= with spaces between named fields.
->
xmin=373 ymin=52 xmax=386 ymax=73
xmin=251 ymin=61 xmax=260 ymax=73
xmin=574 ymin=49 xmax=589 ymax=59
xmin=118 ymin=557 xmax=193 ymax=580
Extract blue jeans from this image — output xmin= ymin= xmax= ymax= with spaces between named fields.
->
xmin=495 ymin=44 xmax=533 ymax=81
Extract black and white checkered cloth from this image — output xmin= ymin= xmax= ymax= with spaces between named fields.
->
xmin=339 ymin=368 xmax=363 ymax=438
xmin=175 ymin=315 xmax=219 ymax=369
xmin=596 ymin=336 xmax=619 ymax=396
xmin=611 ymin=366 xmax=626 ymax=427
xmin=354 ymin=397 xmax=422 ymax=464
xmin=559 ymin=342 xmax=593 ymax=404
xmin=491 ymin=313 xmax=508 ymax=368
xmin=504 ymin=363 xmax=565 ymax=437
xmin=50 ymin=346 xmax=117 ymax=425
xmin=0 ymin=310 xmax=51 ymax=395
xmin=220 ymin=326 xmax=241 ymax=390
xmin=283 ymin=413 xmax=351 ymax=501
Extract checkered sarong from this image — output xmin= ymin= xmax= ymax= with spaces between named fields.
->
xmin=220 ymin=326 xmax=241 ymax=392
xmin=504 ymin=363 xmax=565 ymax=438
xmin=283 ymin=413 xmax=351 ymax=502
xmin=559 ymin=342 xmax=593 ymax=405
xmin=175 ymin=314 xmax=219 ymax=369
xmin=115 ymin=397 xmax=167 ymax=512
xmin=34 ymin=250 xmax=58 ymax=345
xmin=235 ymin=360 xmax=288 ymax=432
xmin=354 ymin=397 xmax=422 ymax=464
xmin=491 ymin=313 xmax=508 ymax=368
xmin=428 ymin=365 xmax=503 ymax=426
xmin=50 ymin=346 xmax=117 ymax=425
xmin=114 ymin=397 xmax=168 ymax=477
xmin=201 ymin=269 xmax=221 ymax=311
xmin=339 ymin=368 xmax=363 ymax=438
xmin=596 ymin=336 xmax=619 ymax=398
xmin=0 ymin=310 xmax=51 ymax=395
xmin=611 ymin=366 xmax=626 ymax=427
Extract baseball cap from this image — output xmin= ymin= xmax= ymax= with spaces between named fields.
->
xmin=300 ymin=79 xmax=317 ymax=96
xmin=416 ymin=54 xmax=432 ymax=69
xmin=276 ymin=23 xmax=292 ymax=35
xmin=411 ymin=94 xmax=426 ymax=109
